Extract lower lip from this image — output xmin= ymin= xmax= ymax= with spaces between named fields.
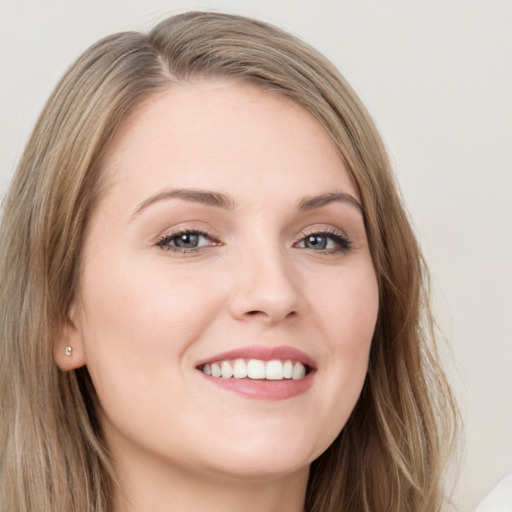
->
xmin=198 ymin=371 xmax=315 ymax=400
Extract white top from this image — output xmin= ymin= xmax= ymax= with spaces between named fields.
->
xmin=475 ymin=474 xmax=512 ymax=512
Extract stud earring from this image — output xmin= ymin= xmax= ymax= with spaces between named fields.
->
xmin=65 ymin=346 xmax=73 ymax=356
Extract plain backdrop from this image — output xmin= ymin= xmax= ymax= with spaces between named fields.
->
xmin=1 ymin=1 xmax=511 ymax=511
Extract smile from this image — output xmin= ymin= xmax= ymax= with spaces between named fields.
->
xmin=195 ymin=345 xmax=315 ymax=400
xmin=199 ymin=359 xmax=308 ymax=381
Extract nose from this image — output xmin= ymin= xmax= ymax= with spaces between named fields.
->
xmin=228 ymin=245 xmax=304 ymax=325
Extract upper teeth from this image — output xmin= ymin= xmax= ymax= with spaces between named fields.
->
xmin=201 ymin=359 xmax=307 ymax=381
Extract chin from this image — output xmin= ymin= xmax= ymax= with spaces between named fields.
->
xmin=196 ymin=424 xmax=331 ymax=480
xmin=204 ymin=452 xmax=311 ymax=481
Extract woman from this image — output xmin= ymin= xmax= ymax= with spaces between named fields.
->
xmin=0 ymin=11 xmax=457 ymax=512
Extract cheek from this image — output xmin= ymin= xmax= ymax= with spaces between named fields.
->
xmin=304 ymin=264 xmax=378 ymax=430
xmin=331 ymin=270 xmax=378 ymax=376
xmin=309 ymin=262 xmax=379 ymax=347
xmin=75 ymin=256 xmax=228 ymax=392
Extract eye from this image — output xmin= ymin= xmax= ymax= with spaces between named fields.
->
xmin=156 ymin=229 xmax=218 ymax=253
xmin=295 ymin=230 xmax=351 ymax=253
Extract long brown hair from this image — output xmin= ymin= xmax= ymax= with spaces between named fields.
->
xmin=0 ymin=11 xmax=457 ymax=511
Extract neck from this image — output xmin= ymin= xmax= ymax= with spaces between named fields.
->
xmin=112 ymin=450 xmax=309 ymax=512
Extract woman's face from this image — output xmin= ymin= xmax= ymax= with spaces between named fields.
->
xmin=64 ymin=80 xmax=378 ymax=481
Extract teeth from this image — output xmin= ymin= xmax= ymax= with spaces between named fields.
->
xmin=292 ymin=362 xmax=306 ymax=380
xmin=283 ymin=360 xmax=293 ymax=379
xmin=266 ymin=360 xmax=283 ymax=380
xmin=247 ymin=359 xmax=266 ymax=379
xmin=233 ymin=359 xmax=248 ymax=378
xmin=211 ymin=363 xmax=222 ymax=378
xmin=221 ymin=361 xmax=233 ymax=379
xmin=201 ymin=359 xmax=307 ymax=381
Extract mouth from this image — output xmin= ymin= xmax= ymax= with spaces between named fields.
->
xmin=195 ymin=346 xmax=316 ymax=399
xmin=197 ymin=358 xmax=310 ymax=381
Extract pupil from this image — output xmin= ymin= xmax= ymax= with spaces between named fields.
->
xmin=176 ymin=233 xmax=199 ymax=248
xmin=306 ymin=235 xmax=327 ymax=250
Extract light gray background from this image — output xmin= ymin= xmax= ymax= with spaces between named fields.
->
xmin=1 ymin=1 xmax=510 ymax=511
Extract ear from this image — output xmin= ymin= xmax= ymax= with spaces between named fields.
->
xmin=53 ymin=302 xmax=87 ymax=371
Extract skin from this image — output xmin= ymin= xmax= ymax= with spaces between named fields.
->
xmin=55 ymin=79 xmax=379 ymax=512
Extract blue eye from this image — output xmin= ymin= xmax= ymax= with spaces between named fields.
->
xmin=303 ymin=235 xmax=329 ymax=250
xmin=172 ymin=233 xmax=203 ymax=248
xmin=156 ymin=230 xmax=214 ymax=252
xmin=296 ymin=231 xmax=351 ymax=253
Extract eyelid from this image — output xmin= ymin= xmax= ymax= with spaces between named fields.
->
xmin=153 ymin=221 xmax=220 ymax=243
xmin=155 ymin=226 xmax=221 ymax=253
xmin=294 ymin=226 xmax=352 ymax=253
xmin=152 ymin=223 xmax=352 ymax=255
xmin=299 ymin=225 xmax=348 ymax=238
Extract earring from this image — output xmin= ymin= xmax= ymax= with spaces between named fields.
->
xmin=65 ymin=346 xmax=73 ymax=356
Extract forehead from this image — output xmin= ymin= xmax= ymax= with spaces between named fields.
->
xmin=98 ymin=78 xmax=358 ymax=209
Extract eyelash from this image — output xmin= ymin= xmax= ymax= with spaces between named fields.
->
xmin=156 ymin=228 xmax=219 ymax=254
xmin=156 ymin=228 xmax=352 ymax=255
xmin=295 ymin=229 xmax=352 ymax=254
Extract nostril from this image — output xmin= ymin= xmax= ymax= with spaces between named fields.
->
xmin=244 ymin=310 xmax=298 ymax=320
xmin=247 ymin=310 xmax=263 ymax=316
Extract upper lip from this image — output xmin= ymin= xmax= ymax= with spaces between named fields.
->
xmin=195 ymin=345 xmax=316 ymax=370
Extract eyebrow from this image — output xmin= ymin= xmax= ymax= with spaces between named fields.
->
xmin=297 ymin=192 xmax=363 ymax=215
xmin=131 ymin=187 xmax=363 ymax=219
xmin=131 ymin=188 xmax=236 ymax=219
